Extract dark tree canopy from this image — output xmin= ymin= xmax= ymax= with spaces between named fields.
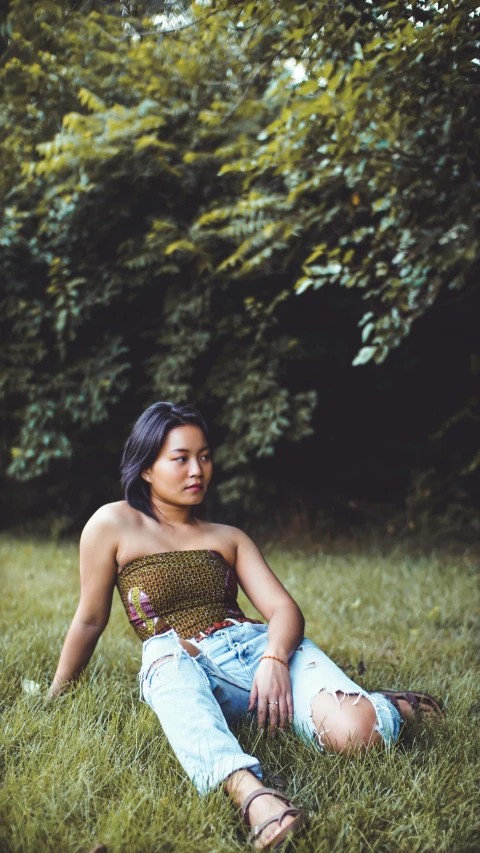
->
xmin=1 ymin=0 xmax=478 ymax=526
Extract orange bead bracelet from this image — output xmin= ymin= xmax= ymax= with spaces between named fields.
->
xmin=259 ymin=655 xmax=290 ymax=670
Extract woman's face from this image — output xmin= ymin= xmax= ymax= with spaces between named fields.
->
xmin=142 ymin=424 xmax=212 ymax=506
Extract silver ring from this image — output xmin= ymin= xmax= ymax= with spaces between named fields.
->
xmin=268 ymin=701 xmax=279 ymax=706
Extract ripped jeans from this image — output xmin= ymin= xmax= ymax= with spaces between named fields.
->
xmin=140 ymin=619 xmax=402 ymax=796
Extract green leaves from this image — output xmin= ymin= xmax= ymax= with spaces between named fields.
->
xmin=1 ymin=0 xmax=478 ymax=511
xmin=205 ymin=0 xmax=479 ymax=369
xmin=352 ymin=347 xmax=376 ymax=367
xmin=77 ymin=87 xmax=106 ymax=113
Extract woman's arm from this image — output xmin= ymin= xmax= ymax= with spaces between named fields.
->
xmin=49 ymin=507 xmax=118 ymax=697
xmin=233 ymin=528 xmax=305 ymax=656
xmin=233 ymin=529 xmax=305 ymax=734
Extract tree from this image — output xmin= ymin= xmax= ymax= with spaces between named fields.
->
xmin=0 ymin=0 xmax=316 ymax=517
xmin=1 ymin=0 xmax=478 ymax=523
xmin=193 ymin=0 xmax=480 ymax=475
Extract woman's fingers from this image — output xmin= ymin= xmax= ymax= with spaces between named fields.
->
xmin=277 ymin=694 xmax=289 ymax=731
xmin=257 ymin=693 xmax=292 ymax=736
xmin=269 ymin=694 xmax=290 ymax=735
xmin=267 ymin=699 xmax=279 ymax=736
xmin=248 ymin=681 xmax=258 ymax=713
xmin=257 ymin=699 xmax=268 ymax=731
xmin=286 ymin=690 xmax=294 ymax=724
xmin=252 ymin=660 xmax=294 ymax=734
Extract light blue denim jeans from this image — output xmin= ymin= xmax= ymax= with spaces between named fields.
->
xmin=140 ymin=619 xmax=402 ymax=796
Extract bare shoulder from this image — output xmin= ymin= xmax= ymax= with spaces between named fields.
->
xmin=78 ymin=502 xmax=141 ymax=580
xmin=84 ymin=500 xmax=124 ymax=527
xmin=202 ymin=522 xmax=255 ymax=560
xmin=199 ymin=521 xmax=240 ymax=542
xmin=81 ymin=501 xmax=130 ymax=543
xmin=212 ymin=523 xmax=253 ymax=546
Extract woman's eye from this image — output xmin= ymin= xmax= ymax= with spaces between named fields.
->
xmin=172 ymin=454 xmax=210 ymax=462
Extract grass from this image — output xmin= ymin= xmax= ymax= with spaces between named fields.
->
xmin=0 ymin=533 xmax=479 ymax=853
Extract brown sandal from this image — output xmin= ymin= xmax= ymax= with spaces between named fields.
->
xmin=240 ymin=787 xmax=308 ymax=850
xmin=375 ymin=690 xmax=446 ymax=719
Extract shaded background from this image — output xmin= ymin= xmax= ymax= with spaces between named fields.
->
xmin=3 ymin=280 xmax=478 ymax=538
xmin=1 ymin=0 xmax=479 ymax=541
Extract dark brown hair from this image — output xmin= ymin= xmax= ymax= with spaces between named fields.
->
xmin=120 ymin=402 xmax=209 ymax=520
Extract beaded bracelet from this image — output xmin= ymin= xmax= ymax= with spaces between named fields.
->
xmin=259 ymin=655 xmax=290 ymax=670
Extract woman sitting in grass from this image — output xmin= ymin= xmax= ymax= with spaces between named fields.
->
xmin=50 ymin=402 xmax=444 ymax=850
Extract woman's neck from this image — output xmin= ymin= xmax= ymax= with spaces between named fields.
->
xmin=150 ymin=495 xmax=195 ymax=528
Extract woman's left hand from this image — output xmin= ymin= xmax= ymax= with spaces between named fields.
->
xmin=248 ymin=657 xmax=294 ymax=736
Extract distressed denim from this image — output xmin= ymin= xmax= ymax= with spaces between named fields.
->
xmin=140 ymin=619 xmax=402 ymax=796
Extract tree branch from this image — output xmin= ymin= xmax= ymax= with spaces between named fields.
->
xmin=223 ymin=38 xmax=294 ymax=122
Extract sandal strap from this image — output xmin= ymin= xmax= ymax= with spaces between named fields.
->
xmin=240 ymin=788 xmax=292 ymax=825
xmin=403 ymin=692 xmax=422 ymax=712
xmin=377 ymin=691 xmax=401 ymax=712
xmin=375 ymin=689 xmax=445 ymax=717
xmin=379 ymin=690 xmax=421 ymax=712
xmin=248 ymin=808 xmax=304 ymax=843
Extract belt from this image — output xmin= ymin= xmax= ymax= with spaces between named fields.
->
xmin=193 ymin=617 xmax=263 ymax=643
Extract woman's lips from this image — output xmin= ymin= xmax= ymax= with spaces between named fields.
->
xmin=186 ymin=484 xmax=203 ymax=490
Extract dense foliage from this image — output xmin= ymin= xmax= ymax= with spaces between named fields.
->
xmin=1 ymin=0 xmax=478 ymax=522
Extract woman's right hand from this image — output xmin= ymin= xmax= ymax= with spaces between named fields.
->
xmin=248 ymin=656 xmax=293 ymax=736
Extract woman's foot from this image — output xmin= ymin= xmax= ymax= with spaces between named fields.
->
xmin=225 ymin=771 xmax=307 ymax=850
xmin=397 ymin=698 xmax=423 ymax=719
xmin=375 ymin=690 xmax=445 ymax=720
xmin=246 ymin=790 xmax=302 ymax=850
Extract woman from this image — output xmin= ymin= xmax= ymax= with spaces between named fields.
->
xmin=50 ymin=402 xmax=444 ymax=851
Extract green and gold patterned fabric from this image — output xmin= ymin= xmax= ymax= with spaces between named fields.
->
xmin=116 ymin=549 xmax=261 ymax=642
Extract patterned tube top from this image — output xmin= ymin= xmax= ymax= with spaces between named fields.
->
xmin=116 ymin=548 xmax=263 ymax=642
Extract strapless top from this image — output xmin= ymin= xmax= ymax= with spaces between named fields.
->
xmin=115 ymin=548 xmax=263 ymax=642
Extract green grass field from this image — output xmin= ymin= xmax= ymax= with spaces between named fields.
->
xmin=0 ymin=534 xmax=479 ymax=853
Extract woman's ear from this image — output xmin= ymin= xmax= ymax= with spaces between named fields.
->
xmin=141 ymin=470 xmax=151 ymax=483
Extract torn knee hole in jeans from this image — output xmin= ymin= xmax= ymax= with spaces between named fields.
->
xmin=309 ymin=688 xmax=379 ymax=750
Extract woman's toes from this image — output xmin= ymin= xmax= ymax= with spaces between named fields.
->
xmin=254 ymin=813 xmax=296 ymax=850
xmin=397 ymin=698 xmax=437 ymax=720
xmin=249 ymin=794 xmax=297 ymax=850
xmin=396 ymin=698 xmax=415 ymax=719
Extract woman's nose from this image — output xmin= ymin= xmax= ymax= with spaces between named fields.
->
xmin=189 ymin=459 xmax=202 ymax=477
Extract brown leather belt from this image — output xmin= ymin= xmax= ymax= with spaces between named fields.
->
xmin=193 ymin=617 xmax=263 ymax=643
